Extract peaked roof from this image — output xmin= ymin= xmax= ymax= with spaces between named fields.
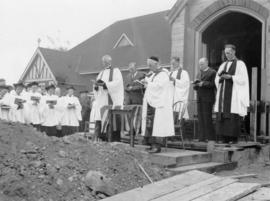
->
xmin=22 ymin=10 xmax=171 ymax=83
xmin=69 ymin=10 xmax=171 ymax=74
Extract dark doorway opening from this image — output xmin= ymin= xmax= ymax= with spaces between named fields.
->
xmin=202 ymin=12 xmax=262 ymax=135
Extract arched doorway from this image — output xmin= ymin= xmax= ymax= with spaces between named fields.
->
xmin=201 ymin=11 xmax=262 ymax=134
xmin=194 ymin=9 xmax=265 ymax=135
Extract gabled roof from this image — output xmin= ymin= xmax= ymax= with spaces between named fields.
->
xmin=69 ymin=10 xmax=171 ymax=74
xmin=38 ymin=47 xmax=88 ymax=86
xmin=22 ymin=10 xmax=172 ymax=83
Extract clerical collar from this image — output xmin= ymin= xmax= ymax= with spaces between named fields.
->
xmin=203 ymin=67 xmax=209 ymax=72
xmin=105 ymin=65 xmax=112 ymax=69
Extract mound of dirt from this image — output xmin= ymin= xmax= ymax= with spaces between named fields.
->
xmin=0 ymin=120 xmax=169 ymax=201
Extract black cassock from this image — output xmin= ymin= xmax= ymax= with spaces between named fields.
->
xmin=194 ymin=67 xmax=216 ymax=141
xmin=215 ymin=60 xmax=241 ymax=142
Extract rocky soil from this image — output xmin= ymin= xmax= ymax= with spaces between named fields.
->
xmin=0 ymin=120 xmax=169 ymax=201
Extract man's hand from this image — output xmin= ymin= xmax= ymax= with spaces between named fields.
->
xmin=169 ymin=76 xmax=175 ymax=82
xmin=198 ymin=82 xmax=203 ymax=87
xmin=221 ymin=74 xmax=232 ymax=80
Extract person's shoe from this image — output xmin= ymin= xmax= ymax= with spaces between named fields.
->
xmin=148 ymin=146 xmax=161 ymax=154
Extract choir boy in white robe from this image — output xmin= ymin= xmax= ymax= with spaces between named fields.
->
xmin=40 ymin=85 xmax=61 ymax=137
xmin=27 ymin=82 xmax=42 ymax=130
xmin=141 ymin=56 xmax=175 ymax=153
xmin=55 ymin=86 xmax=62 ymax=136
xmin=214 ymin=44 xmax=249 ymax=143
xmin=8 ymin=83 xmax=27 ymax=123
xmin=90 ymin=55 xmax=124 ymax=141
xmin=60 ymin=86 xmax=82 ymax=136
xmin=169 ymin=57 xmax=190 ymax=119
xmin=0 ymin=85 xmax=11 ymax=121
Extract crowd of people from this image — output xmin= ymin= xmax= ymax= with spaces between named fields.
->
xmin=0 ymin=44 xmax=250 ymax=153
xmin=0 ymin=82 xmax=88 ymax=137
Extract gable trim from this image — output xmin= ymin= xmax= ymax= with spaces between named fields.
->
xmin=113 ymin=33 xmax=135 ymax=49
xmin=166 ymin=0 xmax=188 ymax=24
xmin=19 ymin=48 xmax=57 ymax=84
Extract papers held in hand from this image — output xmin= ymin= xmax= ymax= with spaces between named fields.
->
xmin=1 ymin=104 xmax=10 ymax=110
xmin=134 ymin=80 xmax=145 ymax=86
xmin=191 ymin=79 xmax=201 ymax=84
xmin=46 ymin=100 xmax=57 ymax=105
xmin=67 ymin=103 xmax=76 ymax=109
xmin=14 ymin=98 xmax=26 ymax=105
xmin=31 ymin=96 xmax=41 ymax=102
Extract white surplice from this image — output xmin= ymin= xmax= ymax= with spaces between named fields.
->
xmin=214 ymin=60 xmax=250 ymax=117
xmin=141 ymin=70 xmax=175 ymax=137
xmin=40 ymin=94 xmax=60 ymax=127
xmin=26 ymin=91 xmax=42 ymax=125
xmin=60 ymin=95 xmax=82 ymax=127
xmin=0 ymin=93 xmax=12 ymax=121
xmin=90 ymin=67 xmax=124 ymax=122
xmin=169 ymin=69 xmax=190 ymax=119
xmin=8 ymin=93 xmax=28 ymax=123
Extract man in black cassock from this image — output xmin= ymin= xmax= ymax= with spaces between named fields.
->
xmin=193 ymin=57 xmax=216 ymax=141
xmin=214 ymin=44 xmax=250 ymax=143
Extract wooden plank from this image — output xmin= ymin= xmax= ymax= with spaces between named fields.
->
xmin=153 ymin=177 xmax=237 ymax=201
xmin=101 ymin=170 xmax=214 ymax=201
xmin=238 ymin=187 xmax=270 ymax=201
xmin=192 ymin=183 xmax=261 ymax=201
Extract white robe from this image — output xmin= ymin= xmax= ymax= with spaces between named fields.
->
xmin=40 ymin=94 xmax=61 ymax=127
xmin=90 ymin=67 xmax=124 ymax=121
xmin=169 ymin=69 xmax=190 ymax=119
xmin=60 ymin=95 xmax=82 ymax=127
xmin=141 ymin=70 xmax=175 ymax=137
xmin=214 ymin=60 xmax=250 ymax=117
xmin=26 ymin=91 xmax=42 ymax=125
xmin=0 ymin=93 xmax=12 ymax=121
xmin=8 ymin=93 xmax=28 ymax=123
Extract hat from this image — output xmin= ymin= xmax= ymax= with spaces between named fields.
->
xmin=13 ymin=82 xmax=25 ymax=88
xmin=66 ymin=86 xmax=75 ymax=90
xmin=31 ymin=81 xmax=39 ymax=86
xmin=148 ymin=56 xmax=159 ymax=62
xmin=45 ymin=84 xmax=56 ymax=91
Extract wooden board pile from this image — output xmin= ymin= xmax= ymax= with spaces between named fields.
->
xmin=102 ymin=170 xmax=270 ymax=201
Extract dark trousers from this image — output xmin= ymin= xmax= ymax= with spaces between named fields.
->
xmin=216 ymin=113 xmax=241 ymax=143
xmin=197 ymin=101 xmax=215 ymax=141
xmin=79 ymin=109 xmax=91 ymax=132
xmin=125 ymin=91 xmax=143 ymax=105
xmin=32 ymin=124 xmax=41 ymax=131
xmin=62 ymin=126 xmax=78 ymax=136
xmin=144 ymin=104 xmax=165 ymax=147
xmin=94 ymin=114 xmax=121 ymax=142
xmin=41 ymin=126 xmax=58 ymax=137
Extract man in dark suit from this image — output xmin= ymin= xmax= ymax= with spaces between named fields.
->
xmin=193 ymin=57 xmax=216 ymax=141
xmin=125 ymin=62 xmax=145 ymax=105
xmin=79 ymin=91 xmax=91 ymax=132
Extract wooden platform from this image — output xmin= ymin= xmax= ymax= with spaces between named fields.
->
xmin=101 ymin=170 xmax=267 ymax=201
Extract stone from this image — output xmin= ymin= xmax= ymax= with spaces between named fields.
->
xmin=84 ymin=170 xmax=117 ymax=196
xmin=58 ymin=150 xmax=67 ymax=158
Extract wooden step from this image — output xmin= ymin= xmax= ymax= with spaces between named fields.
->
xmin=192 ymin=182 xmax=261 ymax=201
xmin=168 ymin=161 xmax=237 ymax=174
xmin=101 ymin=170 xmax=214 ymax=201
xmin=150 ymin=150 xmax=211 ymax=167
xmin=238 ymin=187 xmax=270 ymax=201
xmin=152 ymin=177 xmax=237 ymax=201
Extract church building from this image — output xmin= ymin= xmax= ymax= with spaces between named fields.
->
xmin=19 ymin=0 xmax=270 ymax=137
